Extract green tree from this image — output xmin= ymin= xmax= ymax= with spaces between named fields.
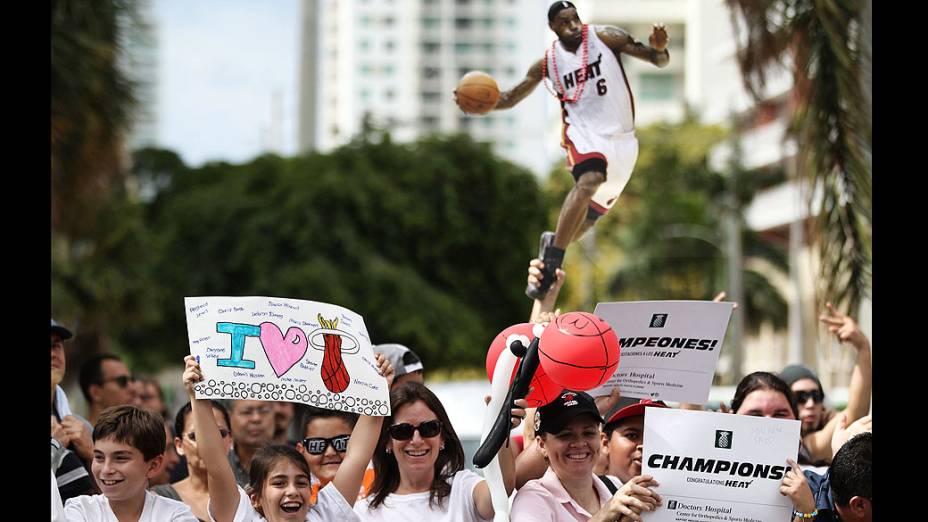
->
xmin=547 ymin=116 xmax=789 ymax=334
xmin=125 ymin=133 xmax=546 ymax=372
xmin=725 ymin=0 xmax=871 ymax=312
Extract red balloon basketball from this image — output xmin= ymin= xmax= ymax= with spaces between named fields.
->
xmin=537 ymin=312 xmax=620 ymax=391
xmin=486 ymin=322 xmax=563 ymax=407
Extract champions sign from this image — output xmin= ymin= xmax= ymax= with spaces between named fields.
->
xmin=642 ymin=408 xmax=800 ymax=522
xmin=588 ymin=301 xmax=734 ymax=404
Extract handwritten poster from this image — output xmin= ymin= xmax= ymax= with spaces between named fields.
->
xmin=588 ymin=301 xmax=734 ymax=404
xmin=185 ymin=296 xmax=390 ymax=416
xmin=642 ymin=408 xmax=800 ymax=522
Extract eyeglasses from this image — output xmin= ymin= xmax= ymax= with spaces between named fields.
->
xmin=186 ymin=429 xmax=231 ymax=442
xmin=301 ymin=435 xmax=351 ymax=455
xmin=388 ymin=420 xmax=443 ymax=441
xmin=795 ymin=389 xmax=824 ymax=404
xmin=101 ymin=375 xmax=134 ymax=388
xmin=236 ymin=406 xmax=273 ymax=417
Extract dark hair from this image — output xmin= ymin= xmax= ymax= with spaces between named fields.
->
xmin=78 ymin=354 xmax=125 ymax=402
xmin=548 ymin=1 xmax=576 ymax=22
xmin=730 ymin=371 xmax=799 ymax=419
xmin=367 ymin=382 xmax=464 ymax=511
xmin=299 ymin=406 xmax=358 ymax=438
xmin=247 ymin=444 xmax=312 ymax=515
xmin=174 ymin=400 xmax=232 ymax=440
xmin=830 ymin=432 xmax=872 ymax=506
xmin=93 ymin=405 xmax=166 ymax=461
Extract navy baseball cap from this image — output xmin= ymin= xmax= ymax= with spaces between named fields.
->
xmin=51 ymin=319 xmax=73 ymax=340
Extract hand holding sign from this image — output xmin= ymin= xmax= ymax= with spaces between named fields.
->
xmin=779 ymin=459 xmax=815 ymax=515
xmin=605 ymin=475 xmax=662 ymax=519
xmin=183 ymin=355 xmax=204 ymax=398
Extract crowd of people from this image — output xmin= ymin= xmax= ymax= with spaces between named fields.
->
xmin=51 ymin=254 xmax=872 ymax=522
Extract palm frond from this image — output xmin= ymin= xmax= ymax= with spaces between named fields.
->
xmin=727 ymin=0 xmax=871 ymax=311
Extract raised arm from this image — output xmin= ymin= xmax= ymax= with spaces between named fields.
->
xmin=528 ymin=258 xmax=566 ymax=324
xmin=330 ymin=353 xmax=393 ymax=506
xmin=802 ymin=304 xmax=872 ymax=461
xmin=493 ymin=58 xmax=545 ymax=111
xmin=182 ymin=356 xmax=240 ymax=522
xmin=596 ymin=24 xmax=669 ymax=67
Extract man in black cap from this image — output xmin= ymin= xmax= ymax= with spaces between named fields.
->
xmin=51 ymin=319 xmax=94 ymax=462
xmin=51 ymin=319 xmax=97 ymax=501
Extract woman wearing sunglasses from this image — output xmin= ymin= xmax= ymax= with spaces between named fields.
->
xmin=152 ymin=400 xmax=234 ymax=522
xmin=355 ymin=381 xmax=528 ymax=521
xmin=296 ymin=408 xmax=376 ymax=504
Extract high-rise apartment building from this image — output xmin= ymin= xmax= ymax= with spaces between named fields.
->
xmin=121 ymin=0 xmax=160 ymax=150
xmin=299 ymin=0 xmax=553 ymax=175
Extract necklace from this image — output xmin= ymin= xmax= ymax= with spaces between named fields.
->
xmin=541 ymin=24 xmax=590 ymax=103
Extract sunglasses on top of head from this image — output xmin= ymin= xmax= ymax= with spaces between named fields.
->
xmin=301 ymin=434 xmax=351 ymax=455
xmin=387 ymin=420 xmax=443 ymax=441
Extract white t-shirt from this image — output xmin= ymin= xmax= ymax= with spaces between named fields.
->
xmin=208 ymin=484 xmax=359 ymax=522
xmin=63 ymin=491 xmax=198 ymax=521
xmin=353 ymin=469 xmax=490 ymax=522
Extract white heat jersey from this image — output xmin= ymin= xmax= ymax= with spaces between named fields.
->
xmin=545 ymin=25 xmax=635 ymax=136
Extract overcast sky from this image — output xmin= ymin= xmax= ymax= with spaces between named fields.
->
xmin=154 ymin=0 xmax=300 ymax=166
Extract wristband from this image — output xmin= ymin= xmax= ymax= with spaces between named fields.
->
xmin=792 ymin=509 xmax=818 ymax=519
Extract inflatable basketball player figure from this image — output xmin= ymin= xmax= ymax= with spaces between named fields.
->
xmin=457 ymin=1 xmax=669 ymax=300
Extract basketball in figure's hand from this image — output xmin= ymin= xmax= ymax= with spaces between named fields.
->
xmin=455 ymin=71 xmax=499 ymax=115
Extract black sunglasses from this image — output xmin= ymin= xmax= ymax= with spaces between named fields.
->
xmin=388 ymin=420 xmax=443 ymax=441
xmin=301 ymin=435 xmax=350 ymax=455
xmin=795 ymin=389 xmax=824 ymax=404
xmin=186 ymin=429 xmax=231 ymax=442
xmin=101 ymin=375 xmax=134 ymax=388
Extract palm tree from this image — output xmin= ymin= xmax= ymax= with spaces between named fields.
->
xmin=725 ymin=0 xmax=871 ymax=313
xmin=52 ymin=0 xmax=140 ymax=361
xmin=52 ymin=0 xmax=136 ymax=236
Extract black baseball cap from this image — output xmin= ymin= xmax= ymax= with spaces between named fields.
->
xmin=51 ymin=319 xmax=73 ymax=340
xmin=535 ymin=390 xmax=604 ymax=435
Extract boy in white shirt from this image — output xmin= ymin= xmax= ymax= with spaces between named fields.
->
xmin=64 ymin=405 xmax=198 ymax=521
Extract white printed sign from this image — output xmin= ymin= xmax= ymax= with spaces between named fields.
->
xmin=588 ymin=301 xmax=733 ymax=404
xmin=642 ymin=408 xmax=800 ymax=522
xmin=185 ymin=296 xmax=390 ymax=416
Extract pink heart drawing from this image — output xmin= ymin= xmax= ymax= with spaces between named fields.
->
xmin=259 ymin=322 xmax=308 ymax=378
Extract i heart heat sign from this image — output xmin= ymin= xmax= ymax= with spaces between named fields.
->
xmin=184 ymin=296 xmax=390 ymax=416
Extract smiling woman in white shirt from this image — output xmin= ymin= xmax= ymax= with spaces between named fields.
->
xmin=355 ymin=381 xmax=527 ymax=521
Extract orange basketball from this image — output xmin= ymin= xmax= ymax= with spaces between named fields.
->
xmin=456 ymin=71 xmax=500 ymax=115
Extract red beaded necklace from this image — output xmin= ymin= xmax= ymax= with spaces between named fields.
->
xmin=541 ymin=24 xmax=590 ymax=103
